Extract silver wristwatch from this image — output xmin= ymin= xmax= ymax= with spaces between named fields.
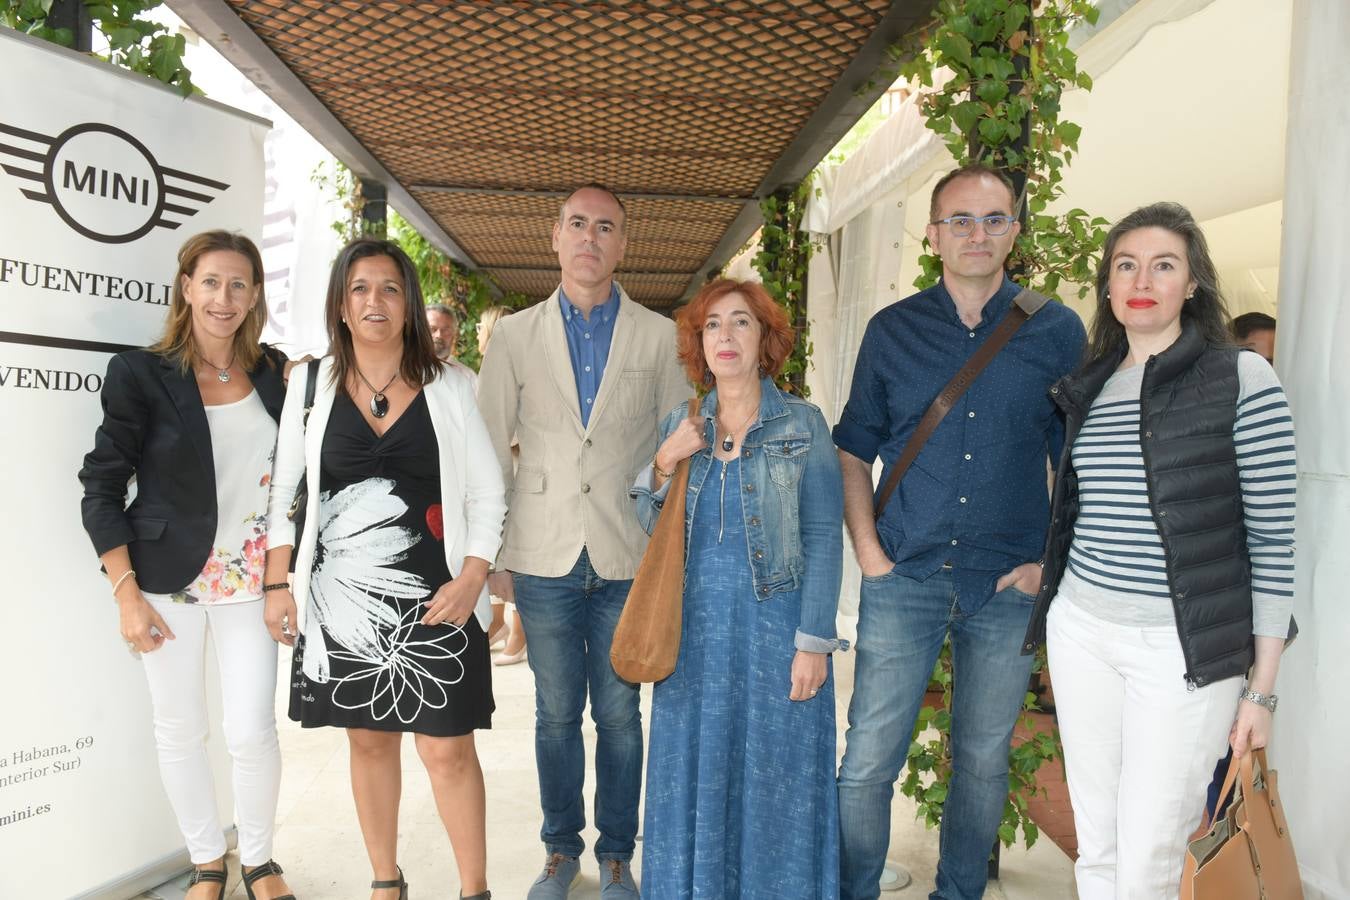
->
xmin=1241 ymin=689 xmax=1278 ymax=712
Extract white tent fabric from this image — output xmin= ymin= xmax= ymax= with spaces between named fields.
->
xmin=1268 ymin=1 xmax=1350 ymax=897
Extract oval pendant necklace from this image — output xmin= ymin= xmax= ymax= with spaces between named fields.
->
xmin=199 ymin=350 xmax=235 ymax=383
xmin=354 ymin=365 xmax=399 ymax=418
xmin=715 ymin=403 xmax=759 ymax=452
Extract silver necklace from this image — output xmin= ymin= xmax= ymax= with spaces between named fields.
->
xmin=354 ymin=365 xmax=400 ymax=418
xmin=199 ymin=350 xmax=235 ymax=383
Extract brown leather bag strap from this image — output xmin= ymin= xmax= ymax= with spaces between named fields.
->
xmin=873 ymin=288 xmax=1050 ymax=520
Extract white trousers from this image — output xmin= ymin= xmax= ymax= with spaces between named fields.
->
xmin=1046 ymin=598 xmax=1241 ymax=900
xmin=141 ymin=598 xmax=281 ymax=865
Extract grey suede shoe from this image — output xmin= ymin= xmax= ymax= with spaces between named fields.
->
xmin=599 ymin=860 xmax=638 ymax=899
xmin=526 ymin=854 xmax=580 ymax=899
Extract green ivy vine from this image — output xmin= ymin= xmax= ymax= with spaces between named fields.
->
xmin=892 ymin=0 xmax=1108 ymax=297
xmin=751 ymin=180 xmax=815 ymax=397
xmin=3 ymin=0 xmax=195 ymax=95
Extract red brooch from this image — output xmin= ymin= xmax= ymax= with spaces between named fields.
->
xmin=425 ymin=504 xmax=444 ymax=541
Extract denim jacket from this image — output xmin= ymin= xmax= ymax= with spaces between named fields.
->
xmin=631 ymin=378 xmax=845 ymax=653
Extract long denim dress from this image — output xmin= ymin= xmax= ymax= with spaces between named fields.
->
xmin=641 ymin=457 xmax=840 ymax=898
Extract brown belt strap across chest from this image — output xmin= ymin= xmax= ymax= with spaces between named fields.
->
xmin=873 ymin=287 xmax=1051 ymax=520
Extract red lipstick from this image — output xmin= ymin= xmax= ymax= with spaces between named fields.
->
xmin=1125 ymin=299 xmax=1157 ymax=309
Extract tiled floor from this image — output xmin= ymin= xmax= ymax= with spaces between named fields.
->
xmin=143 ymin=634 xmax=1076 ymax=899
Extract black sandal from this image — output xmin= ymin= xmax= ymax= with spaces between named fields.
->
xmin=460 ymin=892 xmax=491 ymax=899
xmin=186 ymin=866 xmax=226 ymax=900
xmin=242 ymin=859 xmax=297 ymax=900
xmin=371 ymin=865 xmax=408 ymax=900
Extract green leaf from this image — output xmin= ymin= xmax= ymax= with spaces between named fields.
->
xmin=998 ymin=823 xmax=1016 ymax=846
xmin=934 ymin=31 xmax=972 ymax=67
xmin=951 ymin=100 xmax=982 ymax=135
xmin=17 ymin=0 xmax=54 ymax=19
xmin=109 ymin=26 xmax=143 ymax=50
xmin=923 ymin=782 xmax=949 ymax=804
xmin=977 ymin=116 xmax=1006 ymax=146
xmin=976 ymin=79 xmax=1008 ymax=105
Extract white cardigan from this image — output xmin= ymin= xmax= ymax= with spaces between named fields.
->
xmin=267 ymin=357 xmax=506 ymax=665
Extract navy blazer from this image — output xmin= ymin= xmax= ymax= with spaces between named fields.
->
xmin=79 ymin=347 xmax=286 ymax=593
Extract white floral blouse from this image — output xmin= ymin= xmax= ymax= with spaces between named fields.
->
xmin=143 ymin=390 xmax=278 ymax=605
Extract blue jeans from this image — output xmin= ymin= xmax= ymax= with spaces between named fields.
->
xmin=512 ymin=549 xmax=642 ymax=862
xmin=838 ymin=568 xmax=1037 ymax=900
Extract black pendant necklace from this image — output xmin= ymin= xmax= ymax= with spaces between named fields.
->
xmin=354 ymin=366 xmax=400 ymax=418
xmin=199 ymin=351 xmax=235 ymax=384
xmin=716 ymin=404 xmax=759 ymax=452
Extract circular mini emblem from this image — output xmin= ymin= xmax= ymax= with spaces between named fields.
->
xmin=43 ymin=123 xmax=166 ymax=244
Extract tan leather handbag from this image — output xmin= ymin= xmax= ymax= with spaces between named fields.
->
xmin=610 ymin=400 xmax=698 ymax=683
xmin=1181 ymin=747 xmax=1302 ymax=900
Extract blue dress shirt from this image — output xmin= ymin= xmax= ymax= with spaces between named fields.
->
xmin=832 ymin=276 xmax=1086 ymax=611
xmin=559 ymin=284 xmax=620 ymax=428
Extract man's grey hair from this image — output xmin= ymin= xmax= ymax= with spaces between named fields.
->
xmin=426 ymin=302 xmax=457 ymax=323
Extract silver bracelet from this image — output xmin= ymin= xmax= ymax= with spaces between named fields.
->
xmin=1241 ymin=688 xmax=1278 ymax=712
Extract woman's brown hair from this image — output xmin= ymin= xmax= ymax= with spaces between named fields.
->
xmin=324 ymin=238 xmax=442 ymax=389
xmin=150 ymin=230 xmax=268 ymax=373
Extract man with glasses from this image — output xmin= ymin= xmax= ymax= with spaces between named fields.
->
xmin=834 ymin=163 xmax=1085 ymax=899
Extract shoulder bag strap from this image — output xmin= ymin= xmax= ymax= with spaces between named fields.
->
xmin=873 ymin=288 xmax=1050 ymax=520
xmin=302 ymin=359 xmax=318 ymax=424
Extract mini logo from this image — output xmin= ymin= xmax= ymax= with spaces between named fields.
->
xmin=0 ymin=120 xmax=229 ymax=244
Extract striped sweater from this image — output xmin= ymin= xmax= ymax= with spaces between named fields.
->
xmin=1056 ymin=351 xmax=1296 ymax=637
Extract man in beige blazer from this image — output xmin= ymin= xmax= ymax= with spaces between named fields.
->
xmin=477 ymin=185 xmax=688 ymax=899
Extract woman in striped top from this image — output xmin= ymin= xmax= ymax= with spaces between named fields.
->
xmin=1024 ymin=202 xmax=1297 ymax=900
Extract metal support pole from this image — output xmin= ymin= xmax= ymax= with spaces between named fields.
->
xmin=359 ymin=178 xmax=387 ymax=237
xmin=44 ymin=0 xmax=94 ymax=52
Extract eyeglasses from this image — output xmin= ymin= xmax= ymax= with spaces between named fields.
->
xmin=930 ymin=214 xmax=1016 ymax=237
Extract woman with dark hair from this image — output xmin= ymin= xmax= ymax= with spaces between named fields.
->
xmin=632 ymin=278 xmax=845 ymax=897
xmin=1023 ymin=203 xmax=1297 ymax=899
xmin=79 ymin=230 xmax=295 ymax=900
xmin=263 ymin=238 xmax=506 ymax=899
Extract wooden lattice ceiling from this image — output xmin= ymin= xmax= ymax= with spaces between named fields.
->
xmin=172 ymin=0 xmax=938 ymax=309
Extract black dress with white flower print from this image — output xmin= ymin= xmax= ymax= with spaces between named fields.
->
xmin=289 ymin=391 xmax=493 ymax=736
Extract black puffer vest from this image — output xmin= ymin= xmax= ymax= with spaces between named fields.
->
xmin=1023 ymin=322 xmax=1259 ymax=688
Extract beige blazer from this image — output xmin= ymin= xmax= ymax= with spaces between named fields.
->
xmin=477 ymin=284 xmax=689 ymax=580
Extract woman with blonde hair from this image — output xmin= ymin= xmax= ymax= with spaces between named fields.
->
xmin=80 ymin=230 xmax=295 ymax=900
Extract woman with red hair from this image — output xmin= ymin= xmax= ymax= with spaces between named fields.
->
xmin=632 ymin=278 xmax=845 ymax=897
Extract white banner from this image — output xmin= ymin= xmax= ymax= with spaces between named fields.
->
xmin=0 ymin=29 xmax=268 ymax=897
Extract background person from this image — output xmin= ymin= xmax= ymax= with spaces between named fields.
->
xmin=1025 ymin=202 xmax=1296 ymax=899
xmin=475 ymin=304 xmax=527 ymax=666
xmin=1232 ymin=310 xmax=1277 ymax=363
xmin=833 ymin=163 xmax=1086 ymax=900
xmin=477 ymin=185 xmax=688 ymax=899
xmin=263 ymin=239 xmax=506 ymax=900
xmin=428 ymin=301 xmax=478 ymax=383
xmin=79 ymin=230 xmax=295 ymax=900
xmin=633 ymin=278 xmax=844 ymax=898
